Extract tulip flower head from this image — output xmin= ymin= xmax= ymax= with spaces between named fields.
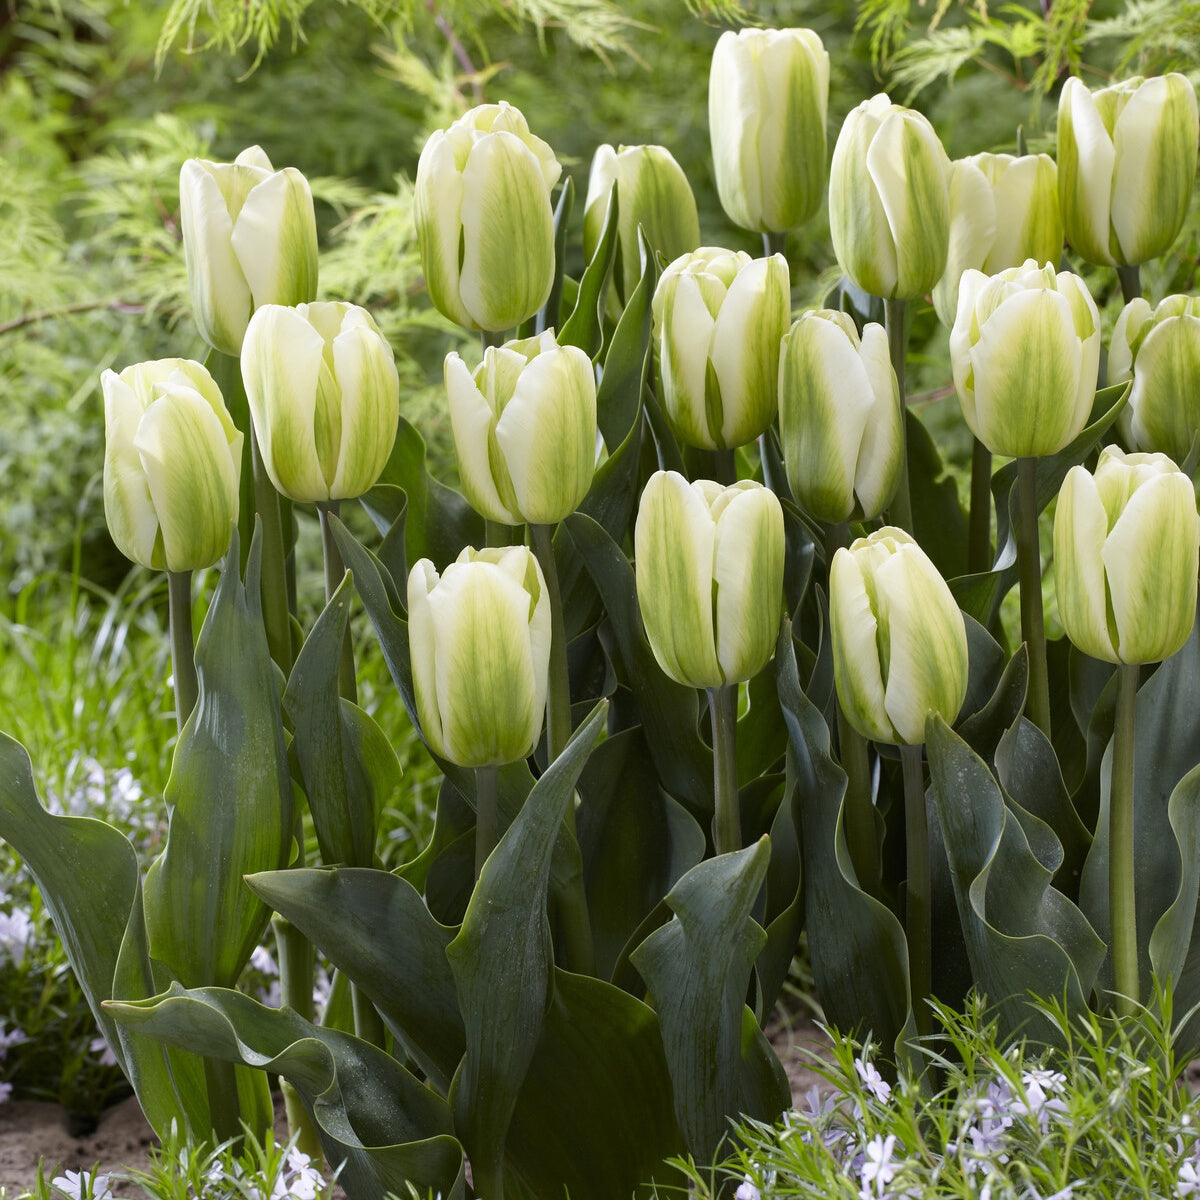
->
xmin=414 ymin=102 xmax=562 ymax=333
xmin=1055 ymin=447 xmax=1199 ymax=665
xmin=708 ymin=27 xmax=830 ymax=234
xmin=830 ymin=527 xmax=968 ymax=745
xmin=1057 ymin=74 xmax=1199 ymax=268
xmin=242 ymin=302 xmax=400 ymax=503
xmin=179 ymin=146 xmax=318 ymax=356
xmin=102 ymin=359 xmax=242 ymax=572
xmin=408 ymin=546 xmax=551 ymax=767
xmin=634 ymin=471 xmax=784 ymax=689
xmin=950 ymin=259 xmax=1100 ymax=459
xmin=445 ymin=330 xmax=597 ymax=526
xmin=652 ymin=247 xmax=790 ymax=451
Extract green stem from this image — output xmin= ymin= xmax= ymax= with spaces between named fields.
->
xmin=712 ymin=447 xmax=737 ymax=487
xmin=352 ymin=984 xmax=388 ymax=1048
xmin=317 ymin=501 xmax=358 ymax=705
xmin=1110 ymin=662 xmax=1140 ymax=1017
xmin=481 ymin=328 xmax=510 ymax=352
xmin=884 ymin=297 xmax=912 ymax=534
xmin=272 ymin=913 xmax=322 ymax=1160
xmin=762 ymin=231 xmax=787 ymax=258
xmin=485 ymin=520 xmax=512 ymax=549
xmin=968 ymin=438 xmax=993 ymax=575
xmin=475 ymin=765 xmax=501 ymax=879
xmin=1016 ymin=457 xmax=1052 ymax=738
xmin=250 ymin=425 xmax=294 ymax=676
xmin=709 ymin=684 xmax=741 ymax=854
xmin=167 ymin=570 xmax=198 ymax=734
xmin=202 ymin=1057 xmax=242 ymax=1146
xmin=1117 ymin=263 xmax=1142 ymax=306
xmin=900 ymin=742 xmax=931 ymax=1037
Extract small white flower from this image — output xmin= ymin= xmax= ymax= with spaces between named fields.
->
xmin=1179 ymin=1161 xmax=1200 ymax=1196
xmin=0 ymin=1081 xmax=12 ymax=1103
xmin=52 ymin=1170 xmax=115 ymax=1200
xmin=854 ymin=1056 xmax=892 ymax=1103
xmin=734 ymin=1178 xmax=761 ymax=1200
xmin=859 ymin=1133 xmax=899 ymax=1199
xmin=89 ymin=1037 xmax=118 ymax=1067
xmin=0 ymin=1024 xmax=29 ymax=1059
xmin=0 ymin=908 xmax=33 ymax=966
xmin=251 ymin=945 xmax=279 ymax=976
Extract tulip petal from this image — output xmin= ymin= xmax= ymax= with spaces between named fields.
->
xmin=1127 ymin=317 xmax=1200 ymax=460
xmin=1053 ymin=466 xmax=1117 ymax=662
xmin=659 ymin=272 xmax=718 ymax=448
xmin=989 ymin=154 xmax=1062 ymax=272
xmin=933 ymin=159 xmax=996 ymax=328
xmin=830 ymin=547 xmax=896 ymax=743
xmin=407 ymin=559 xmax=448 ymax=758
xmin=830 ymin=107 xmax=899 ymax=297
xmin=232 ymin=167 xmax=319 ymax=312
xmin=102 ymin=371 xmax=161 ymax=569
xmin=445 ymin=353 xmax=519 ymax=524
xmin=853 ymin=323 xmax=904 ymax=520
xmin=1057 ymin=78 xmax=1116 ymax=266
xmin=414 ymin=132 xmax=472 ymax=329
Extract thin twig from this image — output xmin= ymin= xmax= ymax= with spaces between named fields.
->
xmin=0 ymin=299 xmax=142 ymax=337
xmin=427 ymin=0 xmax=483 ymax=104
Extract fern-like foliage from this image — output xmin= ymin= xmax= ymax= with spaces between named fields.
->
xmin=1086 ymin=0 xmax=1200 ymax=77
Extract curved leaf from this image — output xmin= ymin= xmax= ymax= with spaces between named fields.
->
xmin=559 ymin=186 xmax=618 ymax=359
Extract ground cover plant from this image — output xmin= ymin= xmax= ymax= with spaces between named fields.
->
xmin=4 ymin=1 xmax=1200 ymax=1198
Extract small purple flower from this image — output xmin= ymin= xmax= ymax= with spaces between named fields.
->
xmin=855 ymin=1057 xmax=892 ymax=1103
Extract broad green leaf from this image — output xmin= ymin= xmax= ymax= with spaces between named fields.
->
xmin=536 ymin=175 xmax=573 ymax=335
xmin=446 ymin=702 xmax=608 ymax=1196
xmin=907 ymin=408 xmax=968 ymax=581
xmin=559 ymin=185 xmax=618 ymax=359
xmin=1149 ymin=764 xmax=1200 ymax=989
xmin=956 ymin=615 xmax=1013 ymax=750
xmin=106 ymin=985 xmax=465 ymax=1200
xmin=630 ymin=838 xmax=786 ymax=1163
xmin=143 ymin=537 xmax=292 ymax=990
xmin=757 ymin=760 xmax=805 ymax=1018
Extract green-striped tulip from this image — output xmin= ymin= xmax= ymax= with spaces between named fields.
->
xmin=652 ymin=247 xmax=790 ymax=450
xmin=932 ymin=152 xmax=1062 ymax=328
xmin=779 ymin=311 xmax=901 ymax=523
xmin=414 ymin=102 xmax=561 ymax=333
xmin=830 ymin=527 xmax=968 ymax=745
xmin=445 ymin=330 xmax=597 ymax=525
xmin=408 ymin=546 xmax=551 ymax=767
xmin=179 ymin=146 xmax=318 ymax=357
xmin=1110 ymin=294 xmax=1200 ymax=461
xmin=1055 ymin=447 xmax=1199 ymax=665
xmin=949 ymin=259 xmax=1100 ymax=458
xmin=1057 ymin=74 xmax=1199 ymax=268
xmin=583 ymin=143 xmax=700 ymax=305
xmin=102 ymin=359 xmax=242 ymax=572
xmin=828 ymin=94 xmax=951 ymax=300
xmin=708 ymin=27 xmax=829 ymax=234
xmin=242 ymin=302 xmax=399 ymax=502
xmin=634 ymin=471 xmax=784 ymax=689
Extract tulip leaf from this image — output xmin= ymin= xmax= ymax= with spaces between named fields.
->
xmin=956 ymin=615 xmax=1013 ymax=752
xmin=559 ymin=185 xmax=618 ymax=360
xmin=925 ymin=715 xmax=1104 ymax=1041
xmin=244 ymin=866 xmax=464 ymax=1093
xmin=143 ymin=536 xmax=292 ymax=990
xmin=630 ymin=838 xmax=787 ymax=1163
xmin=446 ymin=702 xmax=608 ymax=1197
xmin=534 ymin=174 xmax=573 ymax=335
xmin=907 ymin=408 xmax=968 ymax=580
xmin=563 ymin=511 xmax=712 ymax=816
xmin=105 ymin=984 xmax=466 ymax=1200
xmin=399 ymin=774 xmax=475 ymax=895
xmin=1149 ymin=764 xmax=1200 ymax=989
xmin=757 ymin=761 xmax=805 ymax=1016
xmin=575 ymin=726 xmax=706 ymax=980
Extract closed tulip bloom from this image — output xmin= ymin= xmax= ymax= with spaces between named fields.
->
xmin=708 ymin=27 xmax=829 ymax=234
xmin=830 ymin=527 xmax=968 ymax=745
xmin=583 ymin=144 xmax=700 ymax=305
xmin=242 ymin=302 xmax=399 ymax=502
xmin=1055 ymin=447 xmax=1199 ymax=665
xmin=1057 ymin=74 xmax=1198 ymax=268
xmin=652 ymin=247 xmax=790 ymax=450
xmin=179 ymin=146 xmax=318 ymax=356
xmin=779 ymin=311 xmax=902 ymax=523
xmin=1109 ymin=294 xmax=1200 ymax=460
xmin=408 ymin=546 xmax=551 ymax=767
xmin=634 ymin=471 xmax=784 ymax=689
xmin=102 ymin=359 xmax=242 ymax=572
xmin=829 ymin=94 xmax=951 ymax=300
xmin=414 ymin=101 xmax=561 ymax=333
xmin=932 ymin=152 xmax=1063 ymax=328
xmin=950 ymin=259 xmax=1100 ymax=458
xmin=445 ymin=331 xmax=597 ymax=526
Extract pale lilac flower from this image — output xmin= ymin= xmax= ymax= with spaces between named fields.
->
xmin=251 ymin=945 xmax=278 ymax=976
xmin=1014 ymin=1068 xmax=1069 ymax=1128
xmin=89 ymin=1036 xmax=118 ymax=1067
xmin=0 ymin=908 xmax=33 ymax=966
xmin=1179 ymin=1161 xmax=1200 ymax=1196
xmin=854 ymin=1056 xmax=892 ymax=1103
xmin=52 ymin=1170 xmax=115 ymax=1200
xmin=859 ymin=1133 xmax=899 ymax=1199
xmin=0 ymin=1081 xmax=12 ymax=1103
xmin=734 ymin=1179 xmax=761 ymax=1200
xmin=0 ymin=1023 xmax=28 ymax=1059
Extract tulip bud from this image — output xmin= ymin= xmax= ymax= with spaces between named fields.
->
xmin=1054 ymin=446 xmax=1199 ymax=665
xmin=1109 ymin=294 xmax=1200 ymax=461
xmin=830 ymin=527 xmax=968 ymax=745
xmin=634 ymin=471 xmax=784 ymax=689
xmin=778 ymin=311 xmax=902 ymax=523
xmin=102 ymin=359 xmax=242 ymax=572
xmin=179 ymin=146 xmax=318 ymax=357
xmin=1057 ymin=74 xmax=1198 ymax=268
xmin=445 ymin=330 xmax=597 ymax=526
xmin=583 ymin=143 xmax=700 ymax=306
xmin=708 ymin=27 xmax=830 ymax=234
xmin=408 ymin=546 xmax=551 ymax=767
xmin=414 ymin=102 xmax=561 ymax=333
xmin=652 ymin=247 xmax=790 ymax=450
xmin=949 ymin=259 xmax=1100 ymax=458
xmin=932 ymin=152 xmax=1063 ymax=328
xmin=828 ymin=94 xmax=951 ymax=300
xmin=242 ymin=302 xmax=400 ymax=502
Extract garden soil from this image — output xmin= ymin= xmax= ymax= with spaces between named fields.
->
xmin=0 ymin=1013 xmax=834 ymax=1194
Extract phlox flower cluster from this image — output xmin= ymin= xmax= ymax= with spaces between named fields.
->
xmin=206 ymin=1148 xmax=329 ymax=1200
xmin=0 ymin=905 xmax=32 ymax=966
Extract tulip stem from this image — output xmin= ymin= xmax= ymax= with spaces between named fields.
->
xmin=900 ymin=742 xmax=931 ymax=1037
xmin=271 ymin=912 xmax=323 ymax=1161
xmin=1110 ymin=662 xmax=1141 ymax=1017
xmin=475 ymin=765 xmax=501 ymax=878
xmin=762 ymin=231 xmax=787 ymax=259
xmin=202 ymin=1057 xmax=242 ymax=1147
xmin=249 ymin=425 xmax=294 ymax=676
xmin=884 ymin=298 xmax=913 ymax=534
xmin=481 ymin=329 xmax=510 ymax=352
xmin=1117 ymin=264 xmax=1142 ymax=305
xmin=317 ymin=501 xmax=358 ymax=705
xmin=713 ymin=447 xmax=738 ymax=487
xmin=167 ymin=570 xmax=198 ymax=734
xmin=1016 ymin=457 xmax=1052 ymax=738
xmin=709 ymin=684 xmax=741 ymax=854
xmin=968 ymin=438 xmax=993 ymax=575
